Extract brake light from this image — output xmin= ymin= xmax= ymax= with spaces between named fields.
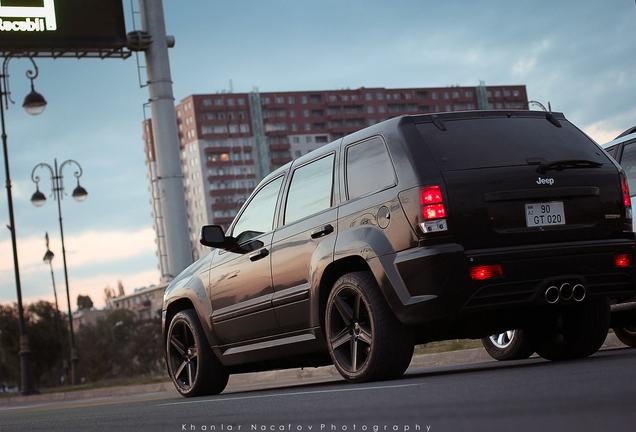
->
xmin=420 ymin=185 xmax=447 ymax=220
xmin=423 ymin=204 xmax=446 ymax=220
xmin=420 ymin=186 xmax=443 ymax=205
xmin=614 ymin=253 xmax=632 ymax=268
xmin=470 ymin=264 xmax=504 ymax=281
xmin=621 ymin=173 xmax=631 ymax=208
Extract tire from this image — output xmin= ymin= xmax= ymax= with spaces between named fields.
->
xmin=613 ymin=324 xmax=636 ymax=348
xmin=481 ymin=329 xmax=534 ymax=361
xmin=527 ymin=299 xmax=610 ymax=361
xmin=325 ymin=271 xmax=414 ymax=383
xmin=166 ymin=309 xmax=229 ymax=397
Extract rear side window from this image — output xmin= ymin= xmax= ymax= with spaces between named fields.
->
xmin=620 ymin=142 xmax=636 ymax=194
xmin=346 ymin=137 xmax=396 ymax=199
xmin=284 ymin=154 xmax=335 ymax=224
xmin=416 ymin=117 xmax=608 ymax=171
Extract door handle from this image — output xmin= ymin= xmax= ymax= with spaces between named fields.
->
xmin=311 ymin=224 xmax=334 ymax=239
xmin=249 ymin=248 xmax=269 ymax=262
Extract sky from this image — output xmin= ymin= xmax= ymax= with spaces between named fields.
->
xmin=1 ymin=0 xmax=635 ymax=309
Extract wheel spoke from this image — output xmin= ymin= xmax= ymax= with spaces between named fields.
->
xmin=351 ymin=338 xmax=358 ymax=372
xmin=182 ymin=324 xmax=190 ymax=348
xmin=506 ymin=330 xmax=514 ymax=341
xmin=497 ymin=333 xmax=505 ymax=346
xmin=170 ymin=336 xmax=186 ymax=356
xmin=353 ymin=294 xmax=361 ymax=321
xmin=189 ymin=348 xmax=198 ymax=359
xmin=187 ymin=362 xmax=195 ymax=386
xmin=358 ymin=328 xmax=372 ymax=346
xmin=174 ymin=360 xmax=188 ymax=380
xmin=331 ymin=328 xmax=353 ymax=349
xmin=334 ymin=295 xmax=353 ymax=325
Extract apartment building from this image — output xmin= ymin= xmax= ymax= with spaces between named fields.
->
xmin=144 ymin=83 xmax=528 ymax=275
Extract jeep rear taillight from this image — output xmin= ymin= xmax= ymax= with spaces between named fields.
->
xmin=419 ymin=185 xmax=448 ymax=233
xmin=621 ymin=173 xmax=631 ymax=208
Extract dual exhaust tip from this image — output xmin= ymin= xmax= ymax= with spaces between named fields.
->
xmin=545 ymin=283 xmax=586 ymax=304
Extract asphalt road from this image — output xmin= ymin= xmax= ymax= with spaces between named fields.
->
xmin=1 ymin=348 xmax=635 ymax=432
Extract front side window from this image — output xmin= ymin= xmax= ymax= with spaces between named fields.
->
xmin=231 ymin=176 xmax=284 ymax=243
xmin=284 ymin=154 xmax=335 ymax=224
xmin=346 ymin=137 xmax=396 ymax=200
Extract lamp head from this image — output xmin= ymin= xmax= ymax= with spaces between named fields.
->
xmin=22 ymin=89 xmax=47 ymax=116
xmin=43 ymin=249 xmax=54 ymax=264
xmin=72 ymin=185 xmax=88 ymax=202
xmin=30 ymin=189 xmax=47 ymax=207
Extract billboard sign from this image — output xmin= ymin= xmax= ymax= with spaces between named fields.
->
xmin=0 ymin=0 xmax=127 ymax=50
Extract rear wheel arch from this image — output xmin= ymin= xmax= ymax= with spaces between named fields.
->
xmin=315 ymin=256 xmax=375 ymax=331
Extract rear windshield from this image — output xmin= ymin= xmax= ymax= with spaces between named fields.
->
xmin=416 ymin=116 xmax=608 ymax=171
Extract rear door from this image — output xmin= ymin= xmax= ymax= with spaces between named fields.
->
xmin=415 ymin=114 xmax=626 ymax=249
xmin=270 ymin=153 xmax=338 ymax=333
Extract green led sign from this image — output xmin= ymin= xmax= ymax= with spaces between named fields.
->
xmin=0 ymin=0 xmax=126 ymax=50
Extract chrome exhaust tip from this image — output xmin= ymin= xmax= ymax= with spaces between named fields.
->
xmin=545 ymin=285 xmax=560 ymax=304
xmin=559 ymin=282 xmax=573 ymax=301
xmin=572 ymin=284 xmax=586 ymax=302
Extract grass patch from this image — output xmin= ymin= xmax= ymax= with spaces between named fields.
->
xmin=415 ymin=339 xmax=483 ymax=355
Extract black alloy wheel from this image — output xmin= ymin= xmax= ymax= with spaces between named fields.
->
xmin=166 ymin=309 xmax=229 ymax=397
xmin=328 ymin=286 xmax=374 ymax=374
xmin=167 ymin=319 xmax=199 ymax=392
xmin=325 ymin=271 xmax=413 ymax=382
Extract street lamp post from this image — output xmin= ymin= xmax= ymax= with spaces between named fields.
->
xmin=528 ymin=100 xmax=552 ymax=112
xmin=30 ymin=159 xmax=88 ymax=386
xmin=43 ymin=232 xmax=62 ymax=330
xmin=1 ymin=55 xmax=47 ymax=396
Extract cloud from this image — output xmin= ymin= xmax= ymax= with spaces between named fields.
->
xmin=20 ymin=268 xmax=160 ymax=310
xmin=0 ymin=227 xmax=157 ymax=287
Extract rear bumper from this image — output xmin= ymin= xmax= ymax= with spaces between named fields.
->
xmin=372 ymin=239 xmax=636 ymax=326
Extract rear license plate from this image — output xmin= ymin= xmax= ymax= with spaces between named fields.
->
xmin=525 ymin=201 xmax=566 ymax=227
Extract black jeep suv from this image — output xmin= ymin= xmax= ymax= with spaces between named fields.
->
xmin=163 ymin=110 xmax=635 ymax=397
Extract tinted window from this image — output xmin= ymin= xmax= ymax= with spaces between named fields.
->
xmin=620 ymin=143 xmax=636 ymax=194
xmin=416 ymin=117 xmax=607 ymax=171
xmin=605 ymin=145 xmax=618 ymax=158
xmin=232 ymin=176 xmax=283 ymax=242
xmin=346 ymin=137 xmax=395 ymax=199
xmin=284 ymin=154 xmax=334 ymax=224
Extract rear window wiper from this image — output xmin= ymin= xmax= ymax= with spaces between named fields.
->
xmin=537 ymin=159 xmax=602 ymax=173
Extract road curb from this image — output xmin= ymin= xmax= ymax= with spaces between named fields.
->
xmin=0 ymin=333 xmax=625 ymax=406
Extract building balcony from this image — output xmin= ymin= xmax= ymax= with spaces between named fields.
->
xmin=270 ymin=143 xmax=290 ymax=151
xmin=210 ymin=188 xmax=253 ymax=197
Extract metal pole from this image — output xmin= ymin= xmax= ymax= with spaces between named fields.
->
xmin=0 ymin=64 xmax=37 ymax=396
xmin=49 ymin=261 xmax=60 ymax=316
xmin=139 ymin=0 xmax=191 ymax=277
xmin=53 ymin=158 xmax=79 ymax=385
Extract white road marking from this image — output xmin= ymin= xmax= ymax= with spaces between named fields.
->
xmin=158 ymin=382 xmax=423 ymax=407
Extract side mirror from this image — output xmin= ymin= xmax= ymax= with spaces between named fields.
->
xmin=200 ymin=225 xmax=232 ymax=249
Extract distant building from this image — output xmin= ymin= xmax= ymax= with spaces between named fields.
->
xmin=143 ymin=83 xmax=528 ymax=275
xmin=107 ymin=284 xmax=166 ymax=321
xmin=72 ymin=309 xmax=109 ymax=332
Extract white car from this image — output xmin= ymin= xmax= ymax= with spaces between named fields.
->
xmin=483 ymin=127 xmax=636 ymax=359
